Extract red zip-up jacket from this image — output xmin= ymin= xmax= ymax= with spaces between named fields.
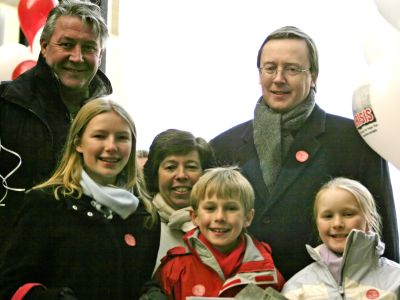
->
xmin=156 ymin=228 xmax=285 ymax=300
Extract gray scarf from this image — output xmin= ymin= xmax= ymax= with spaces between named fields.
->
xmin=80 ymin=170 xmax=139 ymax=219
xmin=253 ymin=91 xmax=315 ymax=192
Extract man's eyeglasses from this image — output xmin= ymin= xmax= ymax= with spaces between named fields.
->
xmin=259 ymin=65 xmax=310 ymax=77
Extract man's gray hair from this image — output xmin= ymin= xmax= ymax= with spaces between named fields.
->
xmin=40 ymin=0 xmax=108 ymax=48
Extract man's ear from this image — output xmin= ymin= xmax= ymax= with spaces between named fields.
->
xmin=98 ymin=48 xmax=104 ymax=63
xmin=311 ymin=73 xmax=318 ymax=88
xmin=40 ymin=39 xmax=48 ymax=56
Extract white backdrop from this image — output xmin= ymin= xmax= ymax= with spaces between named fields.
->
xmin=107 ymin=0 xmax=400 ymax=234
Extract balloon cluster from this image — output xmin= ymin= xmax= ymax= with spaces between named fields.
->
xmin=352 ymin=0 xmax=400 ymax=170
xmin=0 ymin=0 xmax=57 ymax=81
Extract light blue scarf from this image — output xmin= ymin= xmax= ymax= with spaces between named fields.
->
xmin=80 ymin=170 xmax=139 ymax=219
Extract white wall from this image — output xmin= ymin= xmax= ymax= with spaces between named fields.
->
xmin=112 ymin=0 xmax=389 ymax=148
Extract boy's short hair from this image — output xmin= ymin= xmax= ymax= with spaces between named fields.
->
xmin=190 ymin=166 xmax=254 ymax=214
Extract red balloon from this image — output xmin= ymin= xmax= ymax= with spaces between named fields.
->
xmin=18 ymin=0 xmax=57 ymax=48
xmin=12 ymin=60 xmax=37 ymax=80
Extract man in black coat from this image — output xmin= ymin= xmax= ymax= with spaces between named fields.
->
xmin=0 ymin=0 xmax=112 ymax=246
xmin=210 ymin=26 xmax=399 ymax=280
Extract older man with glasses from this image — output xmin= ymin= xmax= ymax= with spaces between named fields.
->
xmin=210 ymin=25 xmax=398 ymax=280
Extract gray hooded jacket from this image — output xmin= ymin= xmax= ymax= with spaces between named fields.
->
xmin=282 ymin=230 xmax=400 ymax=299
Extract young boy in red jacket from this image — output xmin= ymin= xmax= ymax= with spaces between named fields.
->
xmin=155 ymin=167 xmax=285 ymax=299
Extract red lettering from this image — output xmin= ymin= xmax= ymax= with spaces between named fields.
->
xmin=354 ymin=107 xmax=376 ymax=129
xmin=365 ymin=107 xmax=375 ymax=123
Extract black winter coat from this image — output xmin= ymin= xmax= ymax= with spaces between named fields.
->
xmin=0 ymin=55 xmax=112 ymax=245
xmin=0 ymin=188 xmax=160 ymax=300
xmin=210 ymin=104 xmax=399 ymax=279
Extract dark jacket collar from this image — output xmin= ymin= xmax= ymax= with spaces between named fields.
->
xmin=1 ymin=54 xmax=112 ymax=110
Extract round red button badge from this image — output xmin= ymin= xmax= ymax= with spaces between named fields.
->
xmin=366 ymin=289 xmax=380 ymax=299
xmin=296 ymin=150 xmax=309 ymax=163
xmin=192 ymin=284 xmax=206 ymax=296
xmin=124 ymin=234 xmax=136 ymax=247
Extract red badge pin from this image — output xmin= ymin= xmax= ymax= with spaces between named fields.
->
xmin=124 ymin=233 xmax=136 ymax=247
xmin=295 ymin=150 xmax=309 ymax=163
xmin=192 ymin=284 xmax=206 ymax=296
xmin=366 ymin=289 xmax=380 ymax=299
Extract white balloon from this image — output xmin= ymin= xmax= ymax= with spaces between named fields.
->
xmin=374 ymin=0 xmax=400 ymax=31
xmin=31 ymin=26 xmax=43 ymax=59
xmin=362 ymin=15 xmax=400 ymax=64
xmin=0 ymin=43 xmax=36 ymax=81
xmin=352 ymin=55 xmax=400 ymax=170
xmin=358 ymin=0 xmax=400 ymax=169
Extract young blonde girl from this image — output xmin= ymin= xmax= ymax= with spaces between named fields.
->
xmin=282 ymin=177 xmax=400 ymax=299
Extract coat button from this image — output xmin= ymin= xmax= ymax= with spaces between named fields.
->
xmin=87 ymin=211 xmax=93 ymax=217
xmin=262 ymin=217 xmax=271 ymax=224
xmin=72 ymin=205 xmax=78 ymax=210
